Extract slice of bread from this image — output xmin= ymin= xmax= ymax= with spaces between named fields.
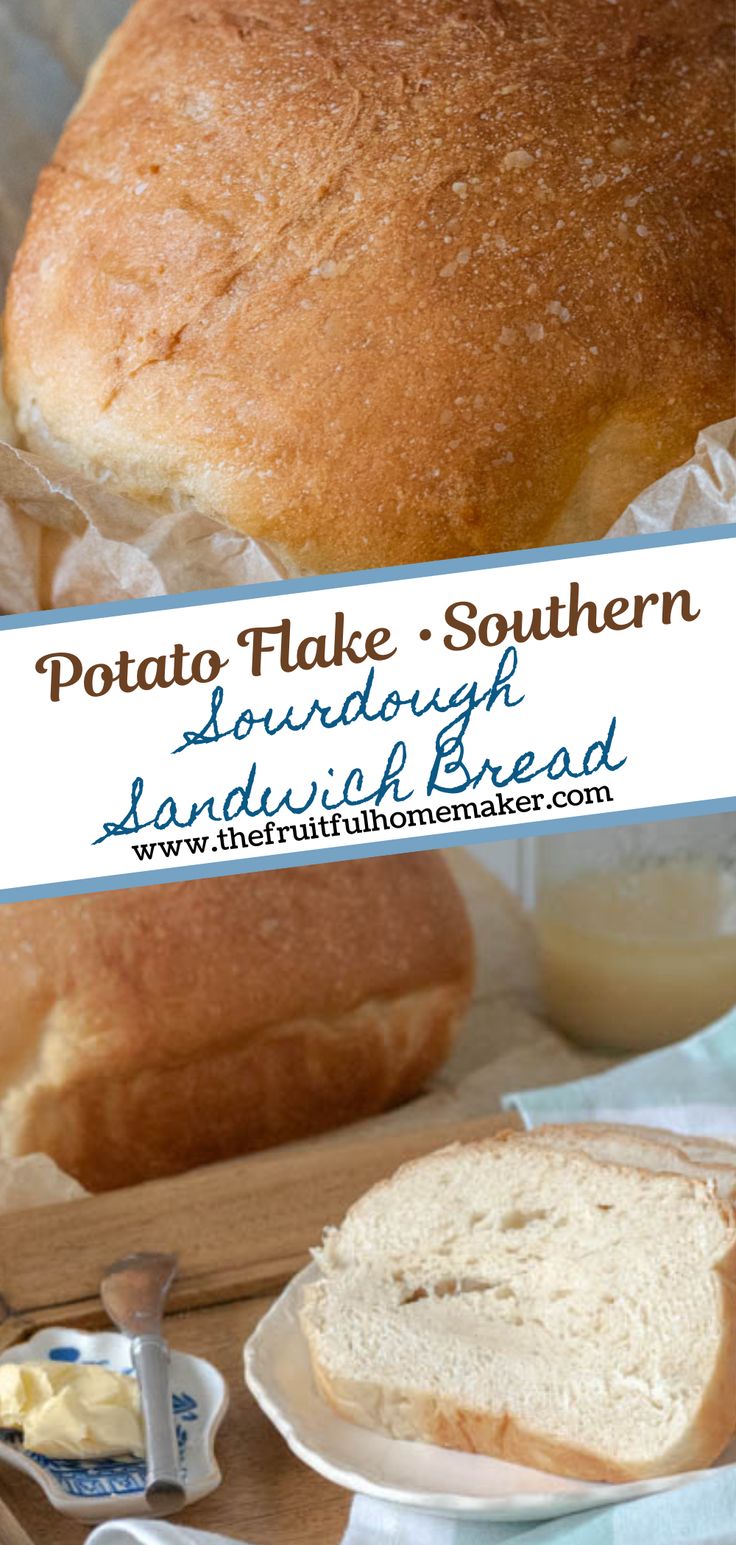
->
xmin=613 ymin=1124 xmax=736 ymax=1170
xmin=528 ymin=1123 xmax=736 ymax=1202
xmin=301 ymin=1130 xmax=736 ymax=1483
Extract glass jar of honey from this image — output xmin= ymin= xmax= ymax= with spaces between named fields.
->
xmin=533 ymin=817 xmax=736 ymax=1052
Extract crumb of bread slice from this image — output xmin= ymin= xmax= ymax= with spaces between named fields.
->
xmin=300 ymin=1131 xmax=736 ymax=1482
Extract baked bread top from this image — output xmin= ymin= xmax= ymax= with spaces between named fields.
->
xmin=0 ymin=854 xmax=474 ymax=1188
xmin=4 ymin=0 xmax=734 ymax=573
xmin=0 ymin=853 xmax=472 ymax=1090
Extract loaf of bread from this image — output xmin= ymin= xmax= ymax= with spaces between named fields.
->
xmin=0 ymin=854 xmax=473 ymax=1191
xmin=301 ymin=1127 xmax=736 ymax=1481
xmin=3 ymin=0 xmax=734 ymax=574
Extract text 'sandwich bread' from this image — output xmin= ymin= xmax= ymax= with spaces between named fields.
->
xmin=0 ymin=854 xmax=473 ymax=1191
xmin=3 ymin=0 xmax=734 ymax=574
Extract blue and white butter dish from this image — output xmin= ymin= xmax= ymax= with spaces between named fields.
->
xmin=0 ymin=1327 xmax=228 ymax=1521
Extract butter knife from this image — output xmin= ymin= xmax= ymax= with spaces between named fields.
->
xmin=100 ymin=1251 xmax=186 ymax=1516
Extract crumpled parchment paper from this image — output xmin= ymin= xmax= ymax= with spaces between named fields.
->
xmin=0 ymin=0 xmax=733 ymax=614
xmin=0 ymin=0 xmax=283 ymax=611
xmin=608 ymin=418 xmax=736 ymax=537
xmin=0 ymin=438 xmax=284 ymax=612
xmin=0 ymin=1152 xmax=87 ymax=1214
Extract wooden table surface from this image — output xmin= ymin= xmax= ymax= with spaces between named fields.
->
xmin=0 ymin=1112 xmax=514 ymax=1544
xmin=0 ymin=1297 xmax=350 ymax=1545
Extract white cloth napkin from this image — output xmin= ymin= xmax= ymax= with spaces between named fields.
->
xmin=88 ymin=1522 xmax=247 ymax=1545
xmin=503 ymin=1010 xmax=736 ymax=1139
xmin=345 ymin=1475 xmax=736 ymax=1544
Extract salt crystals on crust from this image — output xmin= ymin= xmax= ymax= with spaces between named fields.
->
xmin=501 ymin=148 xmax=536 ymax=171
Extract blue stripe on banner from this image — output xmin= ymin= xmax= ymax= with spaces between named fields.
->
xmin=2 ymin=522 xmax=733 ymax=901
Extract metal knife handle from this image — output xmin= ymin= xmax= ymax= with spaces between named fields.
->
xmin=132 ymin=1334 xmax=186 ymax=1515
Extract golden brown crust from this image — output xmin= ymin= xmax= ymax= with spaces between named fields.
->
xmin=0 ymin=854 xmax=473 ymax=1190
xmin=5 ymin=982 xmax=463 ymax=1193
xmin=4 ymin=0 xmax=734 ymax=573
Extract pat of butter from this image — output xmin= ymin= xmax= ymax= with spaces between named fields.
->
xmin=0 ymin=1361 xmax=144 ymax=1459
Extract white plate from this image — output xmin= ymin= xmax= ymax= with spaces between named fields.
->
xmin=244 ymin=1262 xmax=736 ymax=1524
xmin=0 ymin=1327 xmax=228 ymax=1521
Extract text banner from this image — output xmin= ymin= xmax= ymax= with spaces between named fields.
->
xmin=1 ymin=529 xmax=734 ymax=900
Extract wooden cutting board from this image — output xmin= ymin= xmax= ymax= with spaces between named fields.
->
xmin=0 ymin=1109 xmax=517 ymax=1545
